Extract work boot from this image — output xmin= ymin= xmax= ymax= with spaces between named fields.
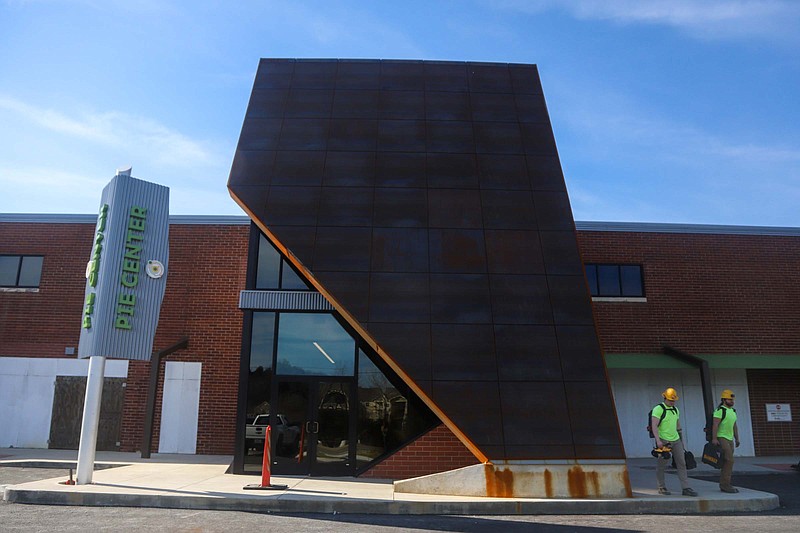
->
xmin=720 ymin=487 xmax=739 ymax=493
xmin=658 ymin=487 xmax=671 ymax=495
xmin=682 ymin=488 xmax=698 ymax=497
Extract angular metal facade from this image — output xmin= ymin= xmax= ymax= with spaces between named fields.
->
xmin=228 ymin=59 xmax=625 ymax=461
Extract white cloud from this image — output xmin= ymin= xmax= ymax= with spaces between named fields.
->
xmin=0 ymin=95 xmax=221 ymax=169
xmin=495 ymin=0 xmax=800 ymax=42
xmin=0 ymin=166 xmax=108 ymax=212
xmin=0 ymin=93 xmax=235 ymax=214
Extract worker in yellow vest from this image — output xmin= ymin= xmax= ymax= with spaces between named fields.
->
xmin=651 ymin=387 xmax=697 ymax=496
xmin=712 ymin=389 xmax=740 ymax=493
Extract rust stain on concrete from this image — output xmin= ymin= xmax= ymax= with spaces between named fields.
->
xmin=620 ymin=467 xmax=633 ymax=497
xmin=544 ymin=468 xmax=554 ymax=498
xmin=484 ymin=464 xmax=514 ymax=498
xmin=567 ymin=466 xmax=600 ymax=498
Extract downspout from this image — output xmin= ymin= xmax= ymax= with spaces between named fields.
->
xmin=662 ymin=345 xmax=714 ymax=441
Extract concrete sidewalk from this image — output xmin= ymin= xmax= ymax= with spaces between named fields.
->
xmin=2 ymin=448 xmax=791 ymax=515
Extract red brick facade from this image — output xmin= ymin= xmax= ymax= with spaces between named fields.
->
xmin=0 ymin=222 xmax=91 ymax=357
xmin=577 ymin=229 xmax=800 ymax=457
xmin=118 ymin=223 xmax=249 ymax=454
xmin=576 ymin=231 xmax=800 ymax=356
xmin=0 ymin=221 xmax=249 ymax=455
xmin=360 ymin=424 xmax=478 ymax=479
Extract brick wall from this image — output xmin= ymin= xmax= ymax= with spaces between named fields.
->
xmin=0 ymin=223 xmax=93 ymax=357
xmin=120 ymin=224 xmax=249 ymax=454
xmin=576 ymin=231 xmax=800 ymax=355
xmin=360 ymin=424 xmax=479 ymax=479
xmin=1 ymin=221 xmax=249 ymax=455
xmin=746 ymin=369 xmax=800 ymax=455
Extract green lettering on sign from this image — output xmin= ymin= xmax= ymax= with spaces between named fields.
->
xmin=116 ymin=205 xmax=148 ymax=331
xmin=83 ymin=204 xmax=108 ymax=328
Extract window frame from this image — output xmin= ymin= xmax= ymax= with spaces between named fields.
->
xmin=0 ymin=255 xmax=44 ymax=288
xmin=584 ymin=262 xmax=645 ymax=298
xmin=255 ymin=234 xmax=311 ymax=291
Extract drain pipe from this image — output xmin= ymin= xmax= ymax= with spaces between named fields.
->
xmin=140 ymin=337 xmax=189 ymax=458
xmin=662 ymin=345 xmax=715 ymax=441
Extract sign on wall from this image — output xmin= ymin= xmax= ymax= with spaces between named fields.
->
xmin=765 ymin=403 xmax=792 ymax=422
xmin=78 ymin=170 xmax=169 ymax=361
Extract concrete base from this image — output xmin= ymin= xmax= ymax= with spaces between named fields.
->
xmin=394 ymin=461 xmax=632 ymax=499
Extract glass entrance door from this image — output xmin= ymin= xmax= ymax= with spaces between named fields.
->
xmin=272 ymin=379 xmax=354 ymax=476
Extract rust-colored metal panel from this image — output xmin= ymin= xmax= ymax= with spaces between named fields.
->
xmin=228 ymin=59 xmax=626 ymax=463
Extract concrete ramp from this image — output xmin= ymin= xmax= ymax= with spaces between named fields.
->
xmin=394 ymin=461 xmax=631 ymax=499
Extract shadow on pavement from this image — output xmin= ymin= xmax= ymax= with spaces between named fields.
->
xmin=690 ymin=472 xmax=800 ymax=515
xmin=270 ymin=513 xmax=619 ymax=532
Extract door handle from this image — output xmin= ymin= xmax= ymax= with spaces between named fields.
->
xmin=306 ymin=421 xmax=319 ymax=434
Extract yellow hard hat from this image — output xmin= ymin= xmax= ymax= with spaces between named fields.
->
xmin=721 ymin=389 xmax=735 ymax=400
xmin=662 ymin=387 xmax=679 ymax=401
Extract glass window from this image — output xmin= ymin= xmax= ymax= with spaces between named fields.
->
xmin=0 ymin=256 xmax=18 ymax=286
xmin=597 ymin=265 xmax=620 ymax=296
xmin=356 ymin=349 xmax=439 ymax=469
xmin=276 ymin=313 xmax=355 ymax=376
xmin=0 ymin=255 xmax=43 ymax=288
xmin=250 ymin=312 xmax=276 ymax=372
xmin=256 ymin=234 xmax=310 ymax=290
xmin=585 ymin=263 xmax=644 ymax=297
xmin=281 ymin=261 xmax=310 ymax=290
xmin=620 ymin=265 xmax=644 ymax=297
xmin=245 ymin=312 xmax=276 ymax=470
xmin=256 ymin=235 xmax=281 ymax=289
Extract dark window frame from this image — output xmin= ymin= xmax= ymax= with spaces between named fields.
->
xmin=0 ymin=255 xmax=44 ymax=288
xmin=254 ymin=232 xmax=311 ymax=291
xmin=584 ymin=263 xmax=644 ymax=298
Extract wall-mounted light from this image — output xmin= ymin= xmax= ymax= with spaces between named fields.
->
xmin=313 ymin=342 xmax=335 ymax=364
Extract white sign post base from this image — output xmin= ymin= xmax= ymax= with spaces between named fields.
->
xmin=76 ymin=355 xmax=106 ymax=485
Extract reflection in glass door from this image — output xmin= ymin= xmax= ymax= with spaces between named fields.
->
xmin=272 ymin=379 xmax=353 ymax=476
xmin=314 ymin=381 xmax=351 ymax=475
xmin=271 ymin=381 xmax=310 ymax=474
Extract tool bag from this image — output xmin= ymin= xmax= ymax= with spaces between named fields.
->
xmin=670 ymin=450 xmax=697 ymax=469
xmin=701 ymin=442 xmax=725 ymax=469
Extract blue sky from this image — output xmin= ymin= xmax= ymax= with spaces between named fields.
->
xmin=1 ymin=0 xmax=798 ymax=226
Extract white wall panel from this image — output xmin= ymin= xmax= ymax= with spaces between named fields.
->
xmin=0 ymin=357 xmax=128 ymax=448
xmin=0 ymin=374 xmax=23 ymax=447
xmin=609 ymin=368 xmax=754 ymax=458
xmin=158 ymin=361 xmax=201 ymax=454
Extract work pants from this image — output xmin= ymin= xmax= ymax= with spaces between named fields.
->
xmin=656 ymin=438 xmax=690 ymax=490
xmin=718 ymin=437 xmax=736 ymax=490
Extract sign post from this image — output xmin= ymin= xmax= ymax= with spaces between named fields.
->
xmin=76 ymin=168 xmax=169 ymax=484
xmin=76 ymin=355 xmax=106 ymax=484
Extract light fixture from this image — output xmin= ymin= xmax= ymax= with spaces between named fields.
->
xmin=313 ymin=342 xmax=335 ymax=364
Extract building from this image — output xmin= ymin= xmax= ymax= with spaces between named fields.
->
xmin=227 ymin=60 xmax=628 ymax=495
xmin=3 ymin=215 xmax=798 ymax=468
xmin=2 ymin=59 xmax=798 ymax=488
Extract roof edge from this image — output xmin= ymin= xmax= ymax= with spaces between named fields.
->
xmin=574 ymin=221 xmax=800 ymax=237
xmin=0 ymin=213 xmax=251 ymax=225
xmin=2 ymin=214 xmax=798 ymax=236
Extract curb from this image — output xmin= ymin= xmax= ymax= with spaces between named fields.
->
xmin=0 ymin=461 xmax=122 ymax=470
xmin=3 ymin=486 xmax=780 ymax=515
